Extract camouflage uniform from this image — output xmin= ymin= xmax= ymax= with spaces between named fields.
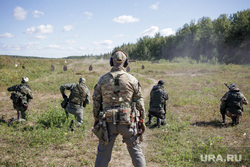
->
xmin=7 ymin=77 xmax=33 ymax=121
xmin=60 ymin=78 xmax=90 ymax=126
xmin=93 ymin=50 xmax=146 ymax=167
xmin=220 ymin=84 xmax=248 ymax=125
xmin=147 ymin=80 xmax=169 ymax=127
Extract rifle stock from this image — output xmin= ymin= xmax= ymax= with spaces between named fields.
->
xmin=224 ymin=83 xmax=230 ymax=89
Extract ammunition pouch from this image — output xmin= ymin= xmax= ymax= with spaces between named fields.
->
xmin=92 ymin=122 xmax=104 ymax=140
xmin=105 ymin=107 xmax=134 ymax=125
xmin=148 ymin=107 xmax=165 ymax=119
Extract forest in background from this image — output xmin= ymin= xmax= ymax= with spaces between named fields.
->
xmin=3 ymin=9 xmax=249 ymax=65
xmin=109 ymin=9 xmax=250 ymax=64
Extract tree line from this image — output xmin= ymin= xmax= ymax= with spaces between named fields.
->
xmin=111 ymin=9 xmax=249 ymax=64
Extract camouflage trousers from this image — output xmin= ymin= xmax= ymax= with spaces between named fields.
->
xmin=95 ymin=122 xmax=146 ymax=167
xmin=225 ymin=109 xmax=242 ymax=119
xmin=65 ymin=102 xmax=83 ymax=126
xmin=13 ymin=103 xmax=28 ymax=120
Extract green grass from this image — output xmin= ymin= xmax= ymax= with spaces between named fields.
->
xmin=0 ymin=55 xmax=249 ymax=166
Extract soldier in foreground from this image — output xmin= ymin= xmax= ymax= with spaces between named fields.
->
xmin=220 ymin=83 xmax=248 ymax=125
xmin=60 ymin=77 xmax=91 ymax=128
xmin=146 ymin=80 xmax=169 ymax=127
xmin=7 ymin=77 xmax=33 ymax=122
xmin=92 ymin=50 xmax=146 ymax=167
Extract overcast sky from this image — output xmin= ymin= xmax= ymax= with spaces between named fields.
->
xmin=0 ymin=0 xmax=249 ymax=58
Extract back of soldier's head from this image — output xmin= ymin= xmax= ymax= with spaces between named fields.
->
xmin=21 ymin=77 xmax=29 ymax=83
xmin=110 ymin=50 xmax=129 ymax=67
xmin=158 ymin=80 xmax=164 ymax=86
xmin=79 ymin=77 xmax=86 ymax=84
xmin=229 ymin=83 xmax=239 ymax=91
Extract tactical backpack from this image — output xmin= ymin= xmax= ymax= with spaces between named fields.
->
xmin=226 ymin=91 xmax=243 ymax=111
xmin=69 ymin=83 xmax=87 ymax=106
xmin=148 ymin=86 xmax=165 ymax=119
xmin=10 ymin=85 xmax=30 ymax=110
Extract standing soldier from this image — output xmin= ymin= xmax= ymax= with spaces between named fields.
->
xmin=92 ymin=50 xmax=146 ymax=167
xmin=220 ymin=83 xmax=248 ymax=125
xmin=7 ymin=77 xmax=33 ymax=122
xmin=146 ymin=80 xmax=169 ymax=127
xmin=60 ymin=77 xmax=91 ymax=128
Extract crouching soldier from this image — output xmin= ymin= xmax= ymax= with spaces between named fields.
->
xmin=220 ymin=83 xmax=248 ymax=125
xmin=60 ymin=77 xmax=91 ymax=128
xmin=7 ymin=77 xmax=33 ymax=122
xmin=146 ymin=80 xmax=169 ymax=127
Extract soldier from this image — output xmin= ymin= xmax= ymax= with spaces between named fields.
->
xmin=146 ymin=80 xmax=169 ymax=127
xmin=7 ymin=77 xmax=33 ymax=122
xmin=60 ymin=77 xmax=91 ymax=127
xmin=92 ymin=50 xmax=146 ymax=167
xmin=220 ymin=83 xmax=248 ymax=125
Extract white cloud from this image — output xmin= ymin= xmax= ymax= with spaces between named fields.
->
xmin=35 ymin=35 xmax=47 ymax=40
xmin=0 ymin=32 xmax=14 ymax=38
xmin=33 ymin=10 xmax=44 ymax=18
xmin=84 ymin=11 xmax=93 ymax=19
xmin=140 ymin=26 xmax=159 ymax=37
xmin=93 ymin=40 xmax=113 ymax=46
xmin=79 ymin=46 xmax=85 ymax=51
xmin=65 ymin=40 xmax=77 ymax=44
xmin=160 ymin=28 xmax=176 ymax=36
xmin=114 ymin=34 xmax=124 ymax=38
xmin=25 ymin=24 xmax=53 ymax=34
xmin=1 ymin=44 xmax=21 ymax=51
xmin=24 ymin=42 xmax=39 ymax=48
xmin=47 ymin=44 xmax=73 ymax=50
xmin=150 ymin=2 xmax=160 ymax=10
xmin=13 ymin=6 xmax=27 ymax=20
xmin=113 ymin=15 xmax=139 ymax=24
xmin=63 ymin=25 xmax=74 ymax=32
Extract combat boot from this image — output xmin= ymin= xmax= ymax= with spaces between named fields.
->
xmin=161 ymin=119 xmax=166 ymax=126
xmin=222 ymin=115 xmax=225 ymax=123
xmin=70 ymin=120 xmax=75 ymax=131
xmin=145 ymin=115 xmax=152 ymax=126
xmin=157 ymin=118 xmax=161 ymax=128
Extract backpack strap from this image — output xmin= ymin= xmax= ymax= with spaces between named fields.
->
xmin=109 ymin=71 xmax=125 ymax=106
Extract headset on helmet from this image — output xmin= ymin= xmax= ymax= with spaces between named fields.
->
xmin=110 ymin=50 xmax=129 ymax=68
xmin=21 ymin=77 xmax=29 ymax=83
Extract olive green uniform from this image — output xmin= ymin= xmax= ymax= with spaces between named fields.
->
xmin=220 ymin=86 xmax=248 ymax=125
xmin=60 ymin=82 xmax=90 ymax=126
xmin=7 ymin=83 xmax=33 ymax=121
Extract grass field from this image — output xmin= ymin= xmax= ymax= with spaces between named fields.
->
xmin=0 ymin=55 xmax=249 ymax=167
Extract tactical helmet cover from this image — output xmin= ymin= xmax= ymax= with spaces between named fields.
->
xmin=111 ymin=50 xmax=127 ymax=66
xmin=21 ymin=77 xmax=29 ymax=83
xmin=79 ymin=77 xmax=86 ymax=84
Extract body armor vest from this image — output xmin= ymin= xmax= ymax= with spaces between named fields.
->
xmin=151 ymin=87 xmax=164 ymax=108
xmin=226 ymin=91 xmax=242 ymax=110
xmin=69 ymin=83 xmax=87 ymax=105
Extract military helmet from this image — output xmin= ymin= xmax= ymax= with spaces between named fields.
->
xmin=21 ymin=77 xmax=29 ymax=83
xmin=79 ymin=77 xmax=86 ymax=84
xmin=110 ymin=50 xmax=129 ymax=67
xmin=158 ymin=80 xmax=165 ymax=86
xmin=229 ymin=83 xmax=239 ymax=91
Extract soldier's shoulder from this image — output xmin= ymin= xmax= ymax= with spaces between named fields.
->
xmin=122 ymin=72 xmax=138 ymax=82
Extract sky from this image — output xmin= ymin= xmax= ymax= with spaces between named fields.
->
xmin=0 ymin=0 xmax=249 ymax=58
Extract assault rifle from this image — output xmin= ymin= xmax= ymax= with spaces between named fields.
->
xmin=224 ymin=83 xmax=230 ymax=89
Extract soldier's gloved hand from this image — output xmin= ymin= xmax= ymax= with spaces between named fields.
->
xmin=62 ymin=94 xmax=67 ymax=99
xmin=94 ymin=120 xmax=99 ymax=127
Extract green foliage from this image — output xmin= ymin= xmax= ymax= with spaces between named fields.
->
xmin=114 ymin=9 xmax=250 ymax=64
xmin=36 ymin=105 xmax=67 ymax=128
